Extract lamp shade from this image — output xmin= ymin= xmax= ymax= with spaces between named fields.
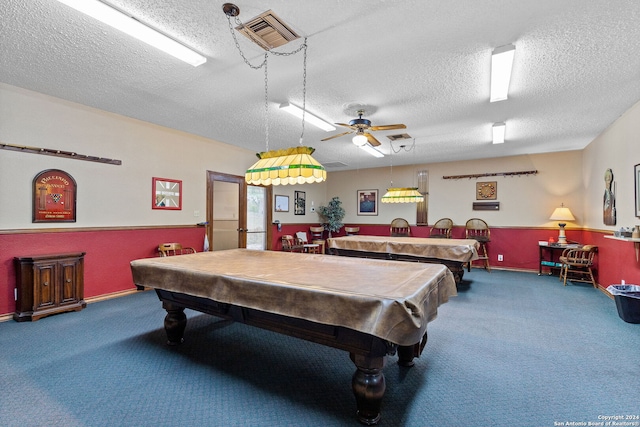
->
xmin=549 ymin=206 xmax=575 ymax=222
xmin=381 ymin=188 xmax=424 ymax=203
xmin=352 ymin=134 xmax=368 ymax=146
xmin=245 ymin=146 xmax=326 ymax=186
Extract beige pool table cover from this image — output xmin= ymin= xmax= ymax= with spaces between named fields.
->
xmin=130 ymin=249 xmax=457 ymax=346
xmin=327 ymin=235 xmax=480 ymax=262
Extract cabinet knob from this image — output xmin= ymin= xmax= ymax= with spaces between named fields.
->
xmin=66 ymin=279 xmax=72 ymax=283
xmin=43 ymin=281 xmax=49 ymax=286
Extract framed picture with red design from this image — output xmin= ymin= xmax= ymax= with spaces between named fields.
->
xmin=32 ymin=169 xmax=77 ymax=222
xmin=152 ymin=177 xmax=182 ymax=210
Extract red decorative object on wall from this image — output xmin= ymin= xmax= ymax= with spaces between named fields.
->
xmin=32 ymin=169 xmax=77 ymax=222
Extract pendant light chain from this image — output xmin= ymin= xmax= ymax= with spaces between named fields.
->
xmin=264 ymin=53 xmax=269 ymax=152
xmin=225 ymin=14 xmax=267 ymax=69
xmin=299 ymin=38 xmax=308 ymax=145
xmin=224 ymin=4 xmax=326 ymax=186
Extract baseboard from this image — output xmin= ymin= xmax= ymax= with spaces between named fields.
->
xmin=0 ymin=287 xmax=147 ymax=323
xmin=85 ymin=288 xmax=144 ymax=304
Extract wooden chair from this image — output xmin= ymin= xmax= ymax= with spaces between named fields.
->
xmin=429 ymin=218 xmax=453 ymax=238
xmin=158 ymin=243 xmax=196 ymax=257
xmin=345 ymin=226 xmax=360 ymax=235
xmin=296 ymin=231 xmax=320 ymax=254
xmin=309 ymin=226 xmax=326 ymax=254
xmin=282 ymin=235 xmax=304 ymax=252
xmin=465 ymin=218 xmax=491 ymax=272
xmin=390 ymin=218 xmax=410 ymax=237
xmin=559 ymin=245 xmax=598 ymax=287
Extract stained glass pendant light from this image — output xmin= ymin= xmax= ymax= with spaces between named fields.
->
xmin=381 ymin=187 xmax=424 ymax=203
xmin=381 ymin=139 xmax=423 ymax=203
xmin=245 ymin=146 xmax=326 ymax=185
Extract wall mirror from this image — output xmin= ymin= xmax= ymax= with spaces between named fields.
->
xmin=152 ymin=177 xmax=182 ymax=210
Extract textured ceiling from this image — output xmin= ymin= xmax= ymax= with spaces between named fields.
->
xmin=2 ymin=0 xmax=640 ymax=170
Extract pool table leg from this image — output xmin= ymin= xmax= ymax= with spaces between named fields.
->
xmin=350 ymin=353 xmax=386 ymax=425
xmin=162 ymin=302 xmax=187 ymax=345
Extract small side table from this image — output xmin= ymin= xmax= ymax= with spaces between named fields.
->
xmin=538 ymin=242 xmax=580 ymax=276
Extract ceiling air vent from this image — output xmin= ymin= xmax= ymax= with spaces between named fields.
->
xmin=387 ymin=133 xmax=412 ymax=141
xmin=236 ymin=10 xmax=300 ymax=50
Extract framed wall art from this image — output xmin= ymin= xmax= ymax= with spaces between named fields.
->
xmin=32 ymin=169 xmax=77 ymax=222
xmin=275 ymin=195 xmax=289 ymax=212
xmin=152 ymin=177 xmax=182 ymax=210
xmin=476 ymin=181 xmax=497 ymax=200
xmin=294 ymin=191 xmax=306 ymax=215
xmin=635 ymin=163 xmax=640 ymax=217
xmin=357 ymin=189 xmax=378 ymax=216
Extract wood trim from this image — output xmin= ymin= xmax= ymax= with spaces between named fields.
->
xmin=0 ymin=224 xmax=204 ymax=235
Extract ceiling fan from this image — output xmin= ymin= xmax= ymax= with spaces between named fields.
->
xmin=321 ymin=110 xmax=406 ymax=146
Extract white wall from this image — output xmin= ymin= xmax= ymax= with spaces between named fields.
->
xmin=324 ymin=151 xmax=584 ymax=227
xmin=2 ymin=82 xmax=637 ymax=232
xmin=0 ymin=84 xmax=256 ymax=229
xmin=582 ymin=99 xmax=640 ymax=231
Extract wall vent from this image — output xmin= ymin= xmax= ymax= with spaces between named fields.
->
xmin=236 ymin=10 xmax=300 ymax=50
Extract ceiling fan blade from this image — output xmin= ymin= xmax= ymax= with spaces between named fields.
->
xmin=321 ymin=130 xmax=354 ymax=141
xmin=370 ymin=124 xmax=407 ymax=131
xmin=365 ymin=133 xmax=382 ymax=146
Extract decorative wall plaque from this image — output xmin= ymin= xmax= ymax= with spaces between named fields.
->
xmin=32 ymin=169 xmax=77 ymax=222
xmin=476 ymin=181 xmax=497 ymax=200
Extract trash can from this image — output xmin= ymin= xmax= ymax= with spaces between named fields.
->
xmin=606 ymin=285 xmax=640 ymax=324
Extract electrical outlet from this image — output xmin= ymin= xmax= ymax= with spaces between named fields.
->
xmin=194 ymin=210 xmax=200 ymax=217
xmin=498 ymin=254 xmax=504 ymax=262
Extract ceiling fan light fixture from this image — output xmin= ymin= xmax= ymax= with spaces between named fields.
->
xmin=359 ymin=144 xmax=384 ymax=158
xmin=352 ymin=133 xmax=368 ymax=146
xmin=279 ymin=103 xmax=336 ymax=132
xmin=55 ymin=0 xmax=206 ymax=66
xmin=490 ymin=44 xmax=515 ymax=102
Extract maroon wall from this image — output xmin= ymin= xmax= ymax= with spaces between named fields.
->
xmin=2 ymin=224 xmax=638 ymax=317
xmin=0 ymin=227 xmax=205 ymax=316
xmin=271 ymin=223 xmax=640 ymax=291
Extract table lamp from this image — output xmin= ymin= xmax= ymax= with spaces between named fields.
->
xmin=549 ymin=204 xmax=575 ymax=244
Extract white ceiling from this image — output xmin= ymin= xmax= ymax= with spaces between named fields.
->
xmin=2 ymin=0 xmax=640 ymax=171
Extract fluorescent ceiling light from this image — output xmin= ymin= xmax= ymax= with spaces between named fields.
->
xmin=56 ymin=0 xmax=207 ymax=67
xmin=492 ymin=122 xmax=506 ymax=144
xmin=490 ymin=44 xmax=515 ymax=102
xmin=359 ymin=144 xmax=384 ymax=158
xmin=279 ymin=103 xmax=336 ymax=132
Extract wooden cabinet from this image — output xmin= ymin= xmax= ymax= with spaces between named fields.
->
xmin=14 ymin=252 xmax=86 ymax=321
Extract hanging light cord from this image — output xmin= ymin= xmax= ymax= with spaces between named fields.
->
xmin=390 ymin=138 xmax=417 ymax=154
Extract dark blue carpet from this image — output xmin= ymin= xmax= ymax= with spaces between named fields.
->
xmin=1 ymin=269 xmax=638 ymax=426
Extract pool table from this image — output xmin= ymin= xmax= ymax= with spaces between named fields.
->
xmin=130 ymin=249 xmax=456 ymax=425
xmin=327 ymin=235 xmax=480 ymax=285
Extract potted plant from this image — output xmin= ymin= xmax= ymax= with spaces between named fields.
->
xmin=317 ymin=196 xmax=345 ymax=238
